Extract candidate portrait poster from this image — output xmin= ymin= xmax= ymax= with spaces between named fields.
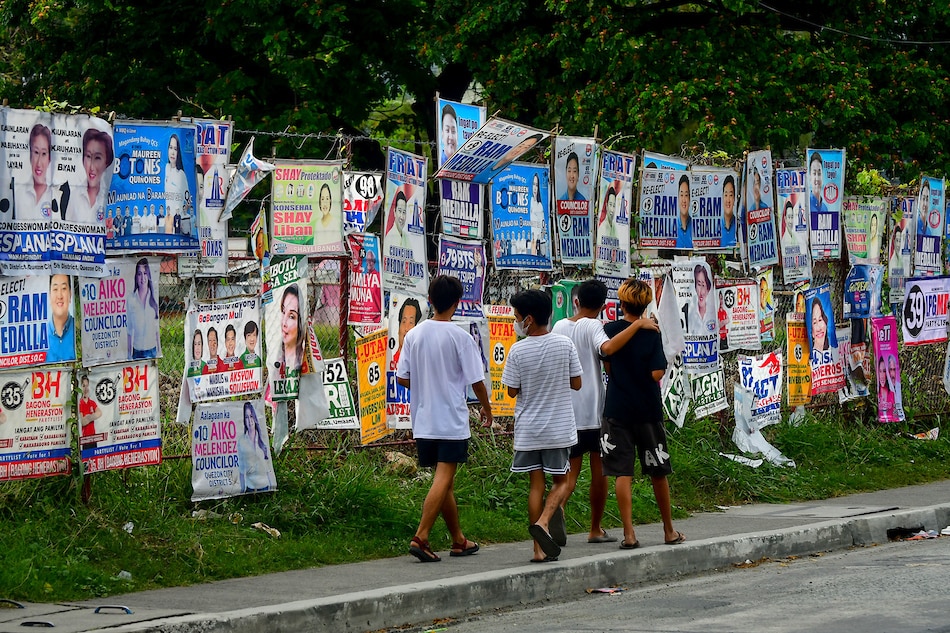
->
xmin=843 ymin=196 xmax=886 ymax=265
xmin=191 ymin=399 xmax=276 ymax=501
xmin=315 ymin=358 xmax=359 ymax=429
xmin=672 ymin=260 xmax=718 ymax=374
xmin=689 ymin=365 xmax=728 ymax=418
xmin=107 ymin=121 xmax=199 ymax=251
xmin=386 ymin=293 xmax=427 ymax=429
xmin=80 ymin=362 xmax=161 ymax=474
xmin=382 ymin=148 xmax=429 ymax=296
xmin=0 ymin=274 xmax=76 ymax=368
xmin=836 ymin=323 xmax=869 ymax=403
xmin=716 ymin=279 xmax=761 ymax=352
xmin=486 ymin=304 xmax=517 ymax=417
xmin=594 ymin=150 xmax=635 ymax=280
xmin=805 ymin=284 xmax=845 ymax=395
xmin=434 ymin=117 xmax=550 ymax=184
xmin=690 ymin=168 xmax=739 ymax=250
xmin=437 ymin=236 xmax=486 ymax=319
xmin=642 ymin=151 xmax=688 ymax=171
xmin=806 ymin=148 xmax=845 ymax=261
xmin=776 ymin=168 xmax=812 ymax=284
xmin=0 ymin=369 xmax=72 ymax=481
xmin=871 ymin=315 xmax=905 ymax=423
xmin=437 ymin=97 xmax=486 ymax=168
xmin=356 ymin=326 xmax=390 ymax=445
xmin=738 ymin=352 xmax=784 ymax=432
xmin=490 ymin=163 xmax=553 ymax=270
xmin=79 ymin=257 xmax=161 ymax=366
xmin=757 ymin=268 xmax=776 ymax=343
xmin=914 ymin=176 xmax=945 ymax=276
xmin=638 ymin=168 xmax=688 ymax=249
xmin=177 ymin=118 xmax=232 ymax=277
xmin=185 ymin=296 xmax=262 ymax=402
xmin=888 ymin=198 xmax=914 ymax=308
xmin=553 ymin=136 xmax=597 ymax=264
xmin=262 ymin=256 xmax=309 ymax=401
xmin=346 ymin=233 xmax=383 ymax=326
xmin=901 ymin=275 xmax=950 ymax=346
xmin=786 ymin=317 xmax=812 ymax=407
xmin=662 ymin=357 xmax=690 ymax=428
xmin=342 ymin=171 xmax=384 ymax=235
xmin=440 ymin=179 xmax=483 ymax=239
xmin=843 ymin=265 xmax=884 ymax=319
xmin=743 ymin=150 xmax=779 ymax=268
xmin=270 ymin=160 xmax=344 ymax=256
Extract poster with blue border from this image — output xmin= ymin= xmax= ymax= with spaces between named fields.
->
xmin=489 ymin=164 xmax=553 ymax=270
xmin=806 ymin=148 xmax=845 ymax=262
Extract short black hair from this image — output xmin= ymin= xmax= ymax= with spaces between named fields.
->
xmin=566 ymin=151 xmax=579 ymax=169
xmin=428 ymin=275 xmax=464 ymax=313
xmin=244 ymin=320 xmax=259 ymax=337
xmin=399 ymin=297 xmax=422 ymax=323
xmin=577 ymin=279 xmax=607 ymax=310
xmin=510 ymin=289 xmax=552 ymax=327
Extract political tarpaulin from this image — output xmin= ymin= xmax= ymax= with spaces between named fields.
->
xmin=437 ymin=236 xmax=486 ymax=319
xmin=342 ymin=171 xmax=384 ymax=235
xmin=688 ymin=365 xmax=728 ymax=418
xmin=737 ymin=352 xmax=784 ymax=432
xmin=107 ymin=121 xmax=199 ymax=251
xmin=594 ymin=150 xmax=635 ymax=280
xmin=662 ymin=357 xmax=690 ymax=428
xmin=743 ymin=150 xmax=778 ymax=269
xmin=914 ymin=176 xmax=945 ymax=276
xmin=220 ymin=137 xmax=275 ymax=221
xmin=80 ymin=362 xmax=161 ymax=474
xmin=757 ymin=268 xmax=776 ymax=343
xmin=837 ymin=324 xmax=869 ymax=403
xmin=191 ymin=399 xmax=276 ymax=501
xmin=672 ymin=260 xmax=718 ymax=374
xmin=843 ymin=196 xmax=886 ymax=265
xmin=888 ymin=198 xmax=914 ymax=308
xmin=383 ymin=148 xmax=429 ymax=295
xmin=690 ymin=168 xmax=738 ymax=249
xmin=315 ymin=358 xmax=359 ymax=429
xmin=0 ymin=274 xmax=76 ymax=368
xmin=185 ymin=296 xmax=262 ymax=402
xmin=386 ymin=293 xmax=426 ymax=429
xmin=638 ymin=168 xmax=688 ymax=249
xmin=642 ymin=151 xmax=688 ymax=171
xmin=842 ymin=265 xmax=884 ymax=319
xmin=715 ymin=279 xmax=760 ymax=352
xmin=901 ymin=275 xmax=950 ymax=346
xmin=270 ymin=160 xmax=345 ymax=256
xmin=356 ymin=326 xmax=390 ymax=445
xmin=786 ymin=317 xmax=812 ymax=407
xmin=262 ymin=257 xmax=309 ymax=401
xmin=805 ymin=284 xmax=845 ymax=395
xmin=552 ymin=136 xmax=597 ymax=265
xmin=346 ymin=233 xmax=383 ymax=326
xmin=440 ymin=179 xmax=483 ymax=239
xmin=486 ymin=304 xmax=517 ymax=417
xmin=776 ymin=168 xmax=812 ymax=284
xmin=0 ymin=369 xmax=72 ymax=481
xmin=436 ymin=97 xmax=486 ymax=168
xmin=871 ymin=315 xmax=905 ymax=423
xmin=806 ymin=148 xmax=846 ymax=261
xmin=434 ymin=117 xmax=550 ymax=184
xmin=489 ymin=164 xmax=553 ymax=270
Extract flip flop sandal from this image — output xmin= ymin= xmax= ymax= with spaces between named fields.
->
xmin=529 ymin=555 xmax=558 ymax=563
xmin=409 ymin=536 xmax=441 ymax=562
xmin=529 ymin=523 xmax=562 ymax=559
xmin=550 ymin=506 xmax=568 ymax=547
xmin=588 ymin=530 xmax=618 ymax=543
xmin=619 ymin=539 xmax=640 ymax=550
xmin=664 ymin=531 xmax=687 ymax=545
xmin=449 ymin=539 xmax=480 ymax=557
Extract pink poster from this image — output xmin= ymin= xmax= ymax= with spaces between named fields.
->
xmin=871 ymin=315 xmax=904 ymax=423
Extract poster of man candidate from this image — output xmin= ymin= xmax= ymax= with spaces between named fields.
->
xmin=191 ymin=399 xmax=276 ymax=501
xmin=342 ymin=171 xmax=384 ymax=235
xmin=901 ymin=275 xmax=950 ymax=346
xmin=107 ymin=121 xmax=199 ymax=251
xmin=553 ymin=136 xmax=597 ymax=265
xmin=270 ymin=160 xmax=345 ymax=256
xmin=689 ymin=168 xmax=736 ymax=249
xmin=804 ymin=284 xmax=845 ymax=395
xmin=0 ymin=275 xmax=76 ymax=368
xmin=743 ymin=151 xmax=779 ymax=268
xmin=386 ymin=292 xmax=426 ymax=429
xmin=638 ymin=168 xmax=690 ymax=249
xmin=672 ymin=260 xmax=718 ymax=374
xmin=0 ymin=368 xmax=72 ymax=481
xmin=262 ymin=257 xmax=309 ymax=401
xmin=435 ymin=117 xmax=550 ymax=185
xmin=806 ymin=148 xmax=846 ymax=262
xmin=177 ymin=118 xmax=232 ymax=277
xmin=776 ymin=168 xmax=812 ymax=284
xmin=437 ymin=236 xmax=486 ymax=319
xmin=79 ymin=257 xmax=161 ymax=366
xmin=716 ymin=279 xmax=761 ymax=352
xmin=888 ymin=198 xmax=914 ymax=308
xmin=785 ymin=317 xmax=812 ymax=407
xmin=80 ymin=362 xmax=161 ymax=474
xmin=346 ymin=233 xmax=383 ymax=326
xmin=437 ymin=97 xmax=486 ymax=168
xmin=440 ymin=179 xmax=484 ymax=239
xmin=914 ymin=176 xmax=945 ymax=276
xmin=490 ymin=164 xmax=553 ymax=270
xmin=842 ymin=197 xmax=885 ymax=265
xmin=185 ymin=296 xmax=262 ymax=402
xmin=757 ymin=268 xmax=776 ymax=343
xmin=0 ymin=108 xmax=111 ymax=277
xmin=737 ymin=352 xmax=784 ymax=432
xmin=383 ymin=148 xmax=429 ymax=296
xmin=595 ymin=150 xmax=634 ymax=280
xmin=871 ymin=315 xmax=905 ymax=423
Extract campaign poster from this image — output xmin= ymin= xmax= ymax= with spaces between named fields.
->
xmin=806 ymin=148 xmax=845 ymax=261
xmin=191 ymin=399 xmax=276 ymax=501
xmin=346 ymin=233 xmax=383 ymax=326
xmin=804 ymin=284 xmax=845 ymax=394
xmin=843 ymin=196 xmax=886 ymax=265
xmin=791 ymin=280 xmax=810 ymax=320
xmin=382 ymin=148 xmax=429 ymax=295
xmin=270 ymin=160 xmax=344 ymax=256
xmin=716 ymin=279 xmax=761 ymax=352
xmin=786 ymin=318 xmax=811 ymax=407
xmin=638 ymin=168 xmax=688 ymax=249
xmin=486 ymin=304 xmax=517 ymax=417
xmin=107 ymin=121 xmax=199 ymax=251
xmin=553 ymin=136 xmax=597 ymax=265
xmin=185 ymin=296 xmax=262 ymax=402
xmin=262 ymin=256 xmax=309 ymax=401
xmin=489 ymin=164 xmax=553 ymax=270
xmin=743 ymin=150 xmax=779 ymax=268
xmin=220 ymin=137 xmax=275 ymax=221
xmin=757 ymin=268 xmax=776 ymax=342
xmin=80 ymin=362 xmax=161 ymax=473
xmin=888 ymin=198 xmax=915 ymax=308
xmin=871 ymin=315 xmax=905 ymax=423
xmin=0 ymin=108 xmax=111 ymax=276
xmin=836 ymin=324 xmax=869 ymax=403
xmin=688 ymin=365 xmax=728 ymax=418
xmin=662 ymin=356 xmax=690 ymax=428
xmin=79 ymin=257 xmax=161 ymax=366
xmin=843 ymin=265 xmax=884 ymax=319
xmin=776 ymin=168 xmax=812 ymax=284
xmin=437 ymin=237 xmax=485 ymax=319
xmin=0 ymin=275 xmax=76 ymax=368
xmin=0 ymin=369 xmax=72 ymax=481
xmin=177 ymin=118 xmax=232 ymax=277
xmin=642 ymin=151 xmax=688 ymax=170
xmin=689 ymin=168 xmax=738 ymax=249
xmin=594 ymin=150 xmax=635 ymax=279
xmin=440 ymin=179 xmax=483 ymax=239
xmin=315 ymin=358 xmax=359 ymax=429
xmin=454 ymin=319 xmax=491 ymax=403
xmin=386 ymin=293 xmax=426 ymax=429
xmin=434 ymin=117 xmax=550 ymax=184
xmin=342 ymin=171 xmax=384 ymax=235
xmin=437 ymin=97 xmax=486 ymax=167
xmin=901 ymin=275 xmax=950 ymax=346
xmin=737 ymin=352 xmax=784 ymax=432
xmin=914 ymin=176 xmax=945 ymax=276
xmin=356 ymin=327 xmax=391 ymax=445
xmin=672 ymin=260 xmax=718 ymax=374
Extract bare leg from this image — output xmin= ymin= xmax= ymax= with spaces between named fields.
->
xmin=413 ymin=462 xmax=458 ymax=543
xmin=528 ymin=469 xmax=548 ymax=560
xmin=564 ymin=454 xmax=583 ymax=507
xmin=588 ymin=452 xmax=609 ymax=539
xmin=615 ymin=475 xmax=636 ymax=545
xmin=651 ymin=475 xmax=680 ymax=542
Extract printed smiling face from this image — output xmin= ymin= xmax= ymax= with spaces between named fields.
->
xmin=395 ymin=197 xmax=407 ymax=234
xmin=192 ymin=330 xmax=203 ymax=360
xmin=281 ymin=292 xmax=300 ymax=348
xmin=319 ymin=185 xmax=332 ymax=218
xmin=678 ymin=180 xmax=690 ymax=222
xmin=245 ymin=329 xmax=257 ymax=355
xmin=50 ymin=274 xmax=71 ymax=322
xmin=811 ymin=302 xmax=827 ymax=350
xmin=441 ymin=112 xmax=458 ymax=158
xmin=566 ymin=157 xmax=579 ymax=196
xmin=887 ymin=354 xmax=899 ymax=386
xmin=83 ymin=137 xmax=109 ymax=191
xmin=207 ymin=329 xmax=218 ymax=359
xmin=605 ymin=190 xmax=616 ymax=228
xmin=809 ymin=156 xmax=823 ymax=200
xmin=877 ymin=356 xmax=888 ymax=389
xmin=722 ymin=180 xmax=736 ymax=225
xmin=225 ymin=328 xmax=237 ymax=358
xmin=167 ymin=135 xmax=180 ymax=166
xmin=30 ymin=132 xmax=50 ymax=187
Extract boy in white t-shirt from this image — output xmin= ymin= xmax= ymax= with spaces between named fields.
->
xmin=551 ymin=279 xmax=657 ymax=545
xmin=502 ymin=289 xmax=582 ymax=562
xmin=396 ymin=275 xmax=492 ymax=563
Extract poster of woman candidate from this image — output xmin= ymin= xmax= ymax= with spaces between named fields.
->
xmin=914 ymin=176 xmax=945 ymax=276
xmin=490 ymin=164 xmax=553 ymax=270
xmin=776 ymin=168 xmax=812 ymax=284
xmin=842 ymin=197 xmax=886 ymax=265
xmin=871 ymin=315 xmax=905 ymax=423
xmin=0 ymin=274 xmax=76 ymax=368
xmin=386 ymin=292 xmax=426 ymax=430
xmin=804 ymin=284 xmax=845 ymax=395
xmin=436 ymin=97 xmax=487 ymax=168
xmin=185 ymin=296 xmax=262 ymax=402
xmin=383 ymin=148 xmax=429 ymax=296
xmin=743 ymin=150 xmax=779 ymax=268
xmin=437 ymin=236 xmax=486 ymax=319
xmin=263 ymin=256 xmax=309 ymax=401
xmin=342 ymin=171 xmax=384 ymax=235
xmin=672 ymin=259 xmax=718 ymax=374
xmin=638 ymin=168 xmax=689 ymax=249
xmin=80 ymin=362 xmax=161 ymax=474
xmin=107 ymin=121 xmax=199 ymax=251
xmin=79 ymin=257 xmax=161 ymax=366
xmin=270 ymin=160 xmax=344 ymax=256
xmin=191 ymin=399 xmax=277 ymax=501
xmin=346 ymin=233 xmax=383 ymax=326
xmin=434 ymin=117 xmax=550 ymax=184
xmin=888 ymin=198 xmax=914 ymax=308
xmin=806 ymin=148 xmax=846 ymax=262
xmin=595 ymin=150 xmax=634 ymax=280
xmin=0 ymin=368 xmax=72 ymax=481
xmin=553 ymin=136 xmax=597 ymax=265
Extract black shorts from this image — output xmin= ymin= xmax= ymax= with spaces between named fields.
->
xmin=600 ymin=417 xmax=672 ymax=478
xmin=416 ymin=438 xmax=469 ymax=467
xmin=570 ymin=428 xmax=602 ymax=459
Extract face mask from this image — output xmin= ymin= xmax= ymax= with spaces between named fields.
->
xmin=514 ymin=318 xmax=527 ymax=337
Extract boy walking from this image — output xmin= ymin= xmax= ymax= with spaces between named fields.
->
xmin=502 ymin=289 xmax=582 ymax=562
xmin=396 ymin=275 xmax=492 ymax=562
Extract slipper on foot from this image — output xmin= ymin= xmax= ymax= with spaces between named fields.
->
xmin=409 ymin=536 xmax=441 ymax=562
xmin=619 ymin=539 xmax=640 ymax=550
xmin=449 ymin=539 xmax=480 ymax=557
xmin=550 ymin=506 xmax=568 ymax=547
xmin=528 ymin=523 xmax=562 ymax=559
xmin=529 ymin=555 xmax=558 ymax=563
xmin=664 ymin=531 xmax=687 ymax=545
xmin=588 ymin=530 xmax=618 ymax=544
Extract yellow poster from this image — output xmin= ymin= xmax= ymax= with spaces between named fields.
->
xmin=356 ymin=327 xmax=391 ymax=445
xmin=486 ymin=305 xmax=517 ymax=417
xmin=786 ymin=318 xmax=812 ymax=407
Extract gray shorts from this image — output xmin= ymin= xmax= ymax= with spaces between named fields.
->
xmin=511 ymin=448 xmax=571 ymax=475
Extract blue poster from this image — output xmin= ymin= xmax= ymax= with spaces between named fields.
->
xmin=437 ymin=236 xmax=486 ymax=319
xmin=914 ymin=176 xmax=945 ymax=276
xmin=843 ymin=265 xmax=884 ymax=319
xmin=436 ymin=98 xmax=486 ymax=168
xmin=806 ymin=148 xmax=846 ymax=261
xmin=489 ymin=164 xmax=552 ymax=270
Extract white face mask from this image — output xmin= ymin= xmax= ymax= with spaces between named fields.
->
xmin=514 ymin=318 xmax=527 ymax=337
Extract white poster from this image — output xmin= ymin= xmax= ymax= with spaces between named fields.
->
xmin=185 ymin=296 xmax=263 ymax=402
xmin=0 ymin=369 xmax=72 ymax=480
